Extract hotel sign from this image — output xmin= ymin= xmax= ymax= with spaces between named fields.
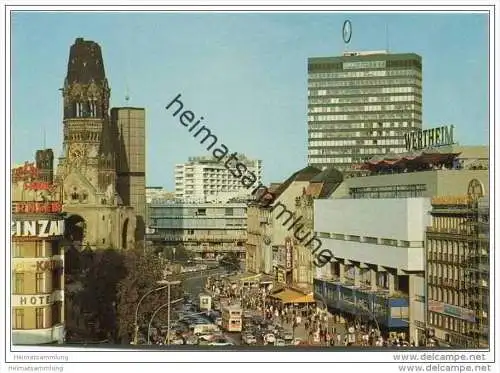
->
xmin=11 ymin=220 xmax=65 ymax=238
xmin=404 ymin=125 xmax=455 ymax=152
xmin=13 ymin=294 xmax=54 ymax=307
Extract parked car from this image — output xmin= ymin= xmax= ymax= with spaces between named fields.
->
xmin=170 ymin=338 xmax=184 ymax=345
xmin=242 ymin=334 xmax=257 ymax=345
xmin=292 ymin=337 xmax=304 ymax=346
xmin=264 ymin=333 xmax=276 ymax=344
xmin=274 ymin=339 xmax=286 ymax=347
xmin=209 ymin=339 xmax=234 ymax=346
xmin=185 ymin=336 xmax=199 ymax=345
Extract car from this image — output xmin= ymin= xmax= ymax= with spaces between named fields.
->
xmin=198 ymin=334 xmax=216 ymax=342
xmin=209 ymin=339 xmax=234 ymax=346
xmin=292 ymin=337 xmax=303 ymax=346
xmin=170 ymin=338 xmax=184 ymax=345
xmin=282 ymin=332 xmax=294 ymax=340
xmin=264 ymin=333 xmax=276 ymax=344
xmin=185 ymin=336 xmax=199 ymax=345
xmin=242 ymin=334 xmax=257 ymax=345
xmin=274 ymin=339 xmax=286 ymax=347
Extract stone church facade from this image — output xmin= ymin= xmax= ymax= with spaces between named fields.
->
xmin=55 ymin=38 xmax=145 ymax=250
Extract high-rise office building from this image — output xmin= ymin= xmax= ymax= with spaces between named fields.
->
xmin=307 ymin=51 xmax=422 ymax=174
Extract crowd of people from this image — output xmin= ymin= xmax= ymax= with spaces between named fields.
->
xmin=206 ymin=276 xmax=415 ymax=347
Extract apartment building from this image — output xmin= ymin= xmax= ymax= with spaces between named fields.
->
xmin=174 ymin=154 xmax=262 ymax=202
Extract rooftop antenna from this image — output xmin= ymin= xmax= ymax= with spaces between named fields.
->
xmin=125 ymin=84 xmax=130 ymax=105
xmin=385 ymin=22 xmax=390 ymax=53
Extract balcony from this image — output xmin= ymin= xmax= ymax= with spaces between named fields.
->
xmin=427 ymin=227 xmax=468 ymax=235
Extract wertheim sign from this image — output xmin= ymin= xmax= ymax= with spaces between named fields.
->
xmin=11 ymin=220 xmax=65 ymax=238
xmin=404 ymin=125 xmax=454 ymax=152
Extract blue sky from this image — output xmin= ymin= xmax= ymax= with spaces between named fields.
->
xmin=11 ymin=12 xmax=489 ymax=189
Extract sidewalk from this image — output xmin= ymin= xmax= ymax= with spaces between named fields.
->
xmin=278 ymin=316 xmax=347 ymax=346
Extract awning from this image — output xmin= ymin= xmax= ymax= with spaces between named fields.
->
xmin=226 ymin=272 xmax=262 ymax=283
xmin=269 ymin=289 xmax=316 ymax=304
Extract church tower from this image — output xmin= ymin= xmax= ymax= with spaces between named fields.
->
xmin=56 ymin=38 xmax=136 ymax=250
xmin=58 ymin=37 xmax=117 ymax=199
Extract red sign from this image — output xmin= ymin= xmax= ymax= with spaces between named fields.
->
xmin=285 ymin=237 xmax=293 ymax=270
xmin=24 ymin=181 xmax=58 ymax=192
xmin=12 ymin=162 xmax=40 ymax=181
xmin=12 ymin=201 xmax=63 ymax=214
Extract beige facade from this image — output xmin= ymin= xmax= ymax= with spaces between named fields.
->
xmin=426 ymin=179 xmax=489 ymax=348
xmin=11 ymin=165 xmax=65 ymax=345
xmin=331 ymin=169 xmax=489 ymax=200
xmin=245 ymin=167 xmax=342 ymax=281
xmin=293 ymin=191 xmax=315 ymax=287
xmin=245 ymin=203 xmax=272 ymax=274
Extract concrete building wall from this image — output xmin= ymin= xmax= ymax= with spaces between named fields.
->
xmin=315 ymin=198 xmax=431 ymax=243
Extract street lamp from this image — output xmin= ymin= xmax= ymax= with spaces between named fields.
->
xmin=133 ymin=280 xmax=174 ymax=345
xmin=147 ymin=296 xmax=183 ymax=345
xmin=146 ymin=280 xmax=181 ymax=345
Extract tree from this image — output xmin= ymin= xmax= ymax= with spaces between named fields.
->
xmin=155 ymin=244 xmax=193 ymax=263
xmin=64 ymin=245 xmax=81 ymax=278
xmin=78 ymin=248 xmax=126 ymax=341
xmin=219 ymin=252 xmax=241 ymax=272
xmin=115 ymin=245 xmax=166 ymax=343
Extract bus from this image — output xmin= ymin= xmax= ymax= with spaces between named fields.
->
xmin=221 ymin=305 xmax=242 ymax=332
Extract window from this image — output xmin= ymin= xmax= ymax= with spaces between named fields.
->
xmin=36 ymin=308 xmax=44 ymax=329
xmin=14 ymin=309 xmax=24 ymax=329
xmin=35 ymin=242 xmax=44 ymax=257
xmin=36 ymin=272 xmax=45 ymax=293
xmin=13 ymin=242 xmax=22 ymax=257
xmin=15 ymin=273 xmax=24 ymax=293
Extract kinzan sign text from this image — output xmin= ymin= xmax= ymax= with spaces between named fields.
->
xmin=11 ymin=220 xmax=65 ymax=238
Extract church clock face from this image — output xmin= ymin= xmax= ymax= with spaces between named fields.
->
xmin=69 ymin=143 xmax=85 ymax=162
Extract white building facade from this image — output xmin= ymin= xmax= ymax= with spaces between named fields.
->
xmin=174 ymin=154 xmax=262 ymax=202
xmin=313 ymin=197 xmax=431 ymax=344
